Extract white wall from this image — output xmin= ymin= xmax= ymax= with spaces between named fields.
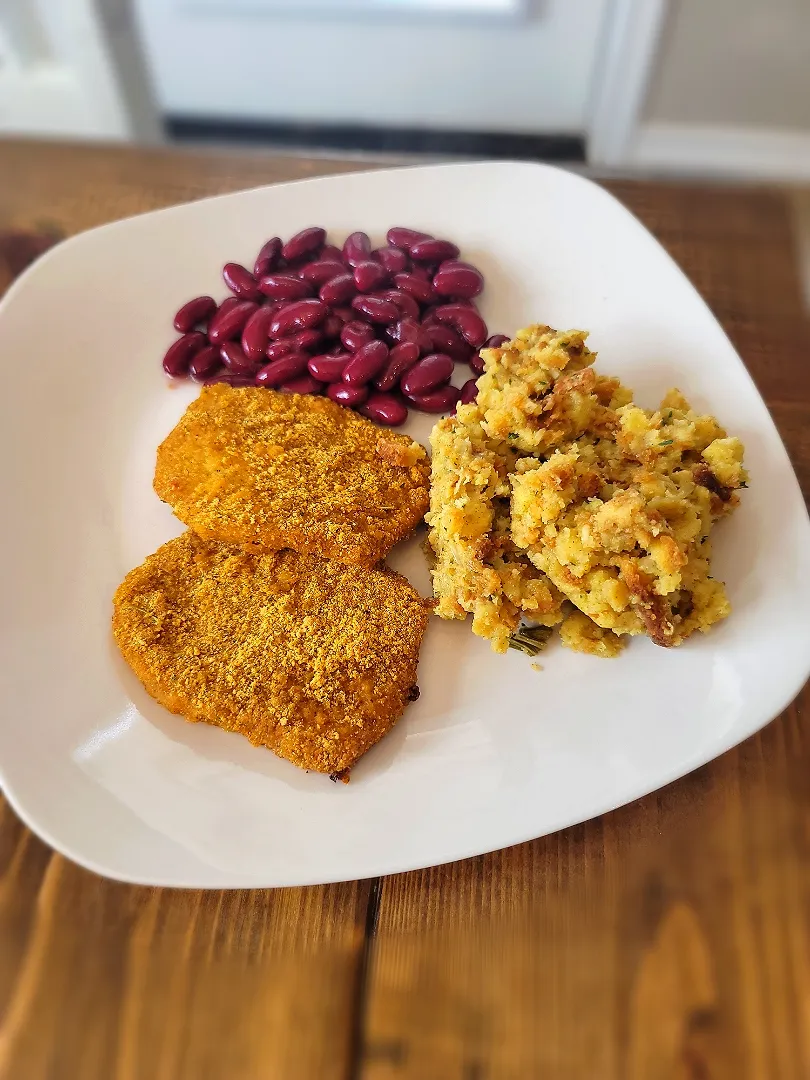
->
xmin=644 ymin=0 xmax=810 ymax=131
xmin=134 ymin=0 xmax=608 ymax=134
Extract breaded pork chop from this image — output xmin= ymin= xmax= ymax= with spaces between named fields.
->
xmin=155 ymin=385 xmax=430 ymax=566
xmin=113 ymin=531 xmax=430 ymax=774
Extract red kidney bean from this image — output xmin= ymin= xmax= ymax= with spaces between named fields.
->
xmin=388 ymin=317 xmax=427 ymax=351
xmin=205 ymin=372 xmax=256 ymax=387
xmin=300 ymin=260 xmax=345 ymax=286
xmin=331 ymin=305 xmax=354 ymax=324
xmin=213 ymin=295 xmax=240 ymax=320
xmin=485 ymin=334 xmax=509 ymax=348
xmin=173 ymin=295 xmax=216 ymax=333
xmin=373 ymin=247 xmax=409 ymax=274
xmin=406 ymin=384 xmax=461 ymax=413
xmin=269 ymin=299 xmax=327 ymax=337
xmin=351 ymin=295 xmax=399 ymax=324
xmin=320 ymin=273 xmax=357 ymax=305
xmin=342 ymin=231 xmax=371 ymax=268
xmin=208 ymin=300 xmax=258 ymax=345
xmin=469 ymin=351 xmax=485 ymax=375
xmin=265 ymin=328 xmax=323 ymax=361
xmin=162 ymin=331 xmax=206 ymax=377
xmin=241 ymin=305 xmax=275 ymax=363
xmin=392 ymin=272 xmax=434 ymax=305
xmin=401 ymin=353 xmax=454 ymax=396
xmin=258 ymin=274 xmax=313 ymax=301
xmin=279 ymin=374 xmax=324 ymax=395
xmin=423 ymin=323 xmax=472 ymax=364
xmin=433 ymin=304 xmax=488 ymax=348
xmin=340 ymin=320 xmax=376 ymax=352
xmin=320 ymin=313 xmax=344 ymax=340
xmin=343 ymin=340 xmax=389 ymax=385
xmin=223 ymin=262 xmax=262 ymax=301
xmin=386 ymin=227 xmax=432 ymax=252
xmin=320 ymin=244 xmax=343 ymax=262
xmin=373 ymin=288 xmax=420 ymax=321
xmin=360 ymin=392 xmax=408 ymax=427
xmin=188 ymin=344 xmax=221 ymax=382
xmin=432 ymin=262 xmax=484 ymax=299
xmin=410 ymin=238 xmax=460 ymax=263
xmin=308 ymin=352 xmax=349 ymax=381
xmin=282 ymin=227 xmax=325 ymax=263
xmin=409 ymin=265 xmax=432 ymax=282
xmin=255 ymin=352 xmax=310 ymax=387
xmin=460 ymin=378 xmax=479 ymax=405
xmin=328 ymin=383 xmax=369 ymax=407
xmin=220 ymin=341 xmax=260 ymax=376
xmin=354 ymin=260 xmax=388 ymax=292
xmin=254 ymin=237 xmax=282 ymax=278
xmin=375 ymin=341 xmax=420 ymax=391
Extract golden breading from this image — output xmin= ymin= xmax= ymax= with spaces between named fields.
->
xmin=428 ymin=324 xmax=747 ymax=653
xmin=155 ymin=385 xmax=430 ymax=566
xmin=113 ymin=532 xmax=430 ymax=774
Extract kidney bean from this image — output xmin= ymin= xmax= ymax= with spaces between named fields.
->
xmin=373 ymin=247 xmax=409 ymax=274
xmin=320 ymin=244 xmax=343 ymax=262
xmin=279 ymin=374 xmax=324 ymax=395
xmin=340 ymin=320 xmax=376 ymax=352
xmin=300 ymin=260 xmax=345 ymax=286
xmin=320 ymin=273 xmax=357 ymax=305
xmin=162 ymin=331 xmax=206 ymax=377
xmin=188 ymin=344 xmax=221 ymax=382
xmin=410 ymin=238 xmax=460 ymax=263
xmin=351 ymin=295 xmax=399 ymax=324
xmin=423 ymin=323 xmax=472 ymax=364
xmin=241 ymin=305 xmax=275 ymax=363
xmin=220 ymin=341 xmax=260 ymax=376
xmin=406 ymin=384 xmax=461 ymax=413
xmin=459 ymin=378 xmax=479 ymax=405
xmin=392 ymin=272 xmax=434 ymax=305
xmin=258 ymin=274 xmax=313 ymax=302
xmin=255 ymin=352 xmax=310 ymax=387
xmin=282 ymin=227 xmax=325 ymax=263
xmin=208 ymin=300 xmax=258 ymax=345
xmin=320 ymin=313 xmax=344 ymax=340
xmin=373 ymin=288 xmax=420 ymax=321
xmin=485 ymin=334 xmax=509 ymax=348
xmin=343 ymin=340 xmax=389 ymax=385
xmin=308 ymin=352 xmax=349 ymax=381
xmin=265 ymin=329 xmax=318 ymax=362
xmin=254 ymin=237 xmax=282 ymax=278
xmin=269 ymin=299 xmax=327 ymax=337
xmin=173 ymin=295 xmax=216 ymax=333
xmin=469 ymin=351 xmax=485 ymax=375
xmin=212 ymin=295 xmax=240 ymax=321
xmin=386 ymin=227 xmax=432 ymax=252
xmin=433 ymin=304 xmax=488 ymax=348
xmin=401 ymin=353 xmax=454 ymax=396
xmin=409 ymin=265 xmax=432 ymax=282
xmin=223 ymin=262 xmax=262 ymax=301
xmin=205 ymin=372 xmax=256 ymax=387
xmin=388 ymin=317 xmax=427 ymax=352
xmin=360 ymin=392 xmax=408 ymax=427
xmin=354 ymin=260 xmax=388 ymax=292
xmin=328 ymin=383 xmax=369 ymax=408
xmin=342 ymin=231 xmax=371 ymax=268
xmin=432 ymin=262 xmax=484 ymax=299
xmin=375 ymin=342 xmax=420 ymax=391
xmin=331 ymin=305 xmax=354 ymax=324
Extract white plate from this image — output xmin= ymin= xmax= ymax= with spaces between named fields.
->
xmin=1 ymin=162 xmax=808 ymax=888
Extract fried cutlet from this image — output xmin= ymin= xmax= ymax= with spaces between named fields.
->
xmin=154 ymin=385 xmax=430 ymax=566
xmin=112 ymin=531 xmax=430 ymax=774
xmin=428 ymin=324 xmax=746 ymax=652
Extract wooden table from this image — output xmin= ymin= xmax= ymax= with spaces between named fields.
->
xmin=0 ymin=139 xmax=808 ymax=1080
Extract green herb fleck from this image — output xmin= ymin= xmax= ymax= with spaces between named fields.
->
xmin=740 ymin=481 xmax=748 ymax=488
xmin=659 ymin=439 xmax=674 ymax=447
xmin=508 ymin=625 xmax=553 ymax=657
xmin=507 ymin=433 xmax=519 ymax=440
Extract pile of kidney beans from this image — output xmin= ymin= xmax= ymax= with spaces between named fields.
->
xmin=162 ymin=226 xmax=508 ymax=427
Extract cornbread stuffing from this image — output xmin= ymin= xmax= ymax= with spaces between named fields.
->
xmin=113 ymin=531 xmax=430 ymax=774
xmin=155 ymin=385 xmax=430 ymax=566
xmin=427 ymin=324 xmax=747 ymax=653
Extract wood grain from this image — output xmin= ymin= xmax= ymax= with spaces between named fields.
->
xmin=0 ymin=139 xmax=808 ymax=1080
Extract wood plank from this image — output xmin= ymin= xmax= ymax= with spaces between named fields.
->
xmin=359 ymin=184 xmax=810 ymax=1079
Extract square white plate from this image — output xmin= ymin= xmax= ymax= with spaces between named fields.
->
xmin=1 ymin=162 xmax=808 ymax=888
